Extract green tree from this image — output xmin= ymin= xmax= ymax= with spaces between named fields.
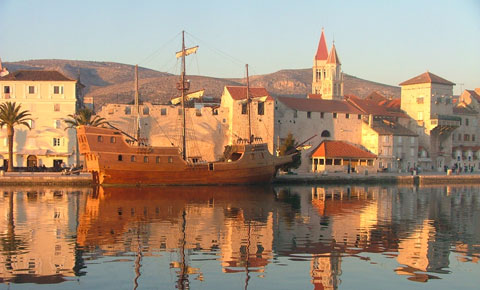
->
xmin=64 ymin=107 xmax=108 ymax=128
xmin=64 ymin=107 xmax=108 ymax=166
xmin=278 ymin=133 xmax=301 ymax=171
xmin=0 ymin=102 xmax=32 ymax=172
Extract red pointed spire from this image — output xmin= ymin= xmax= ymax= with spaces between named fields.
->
xmin=326 ymin=43 xmax=341 ymax=64
xmin=315 ymin=29 xmax=328 ymax=61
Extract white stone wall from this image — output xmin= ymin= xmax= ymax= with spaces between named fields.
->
xmin=98 ymin=102 xmax=230 ymax=161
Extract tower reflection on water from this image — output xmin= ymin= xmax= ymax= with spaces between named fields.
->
xmin=0 ymin=184 xmax=478 ymax=289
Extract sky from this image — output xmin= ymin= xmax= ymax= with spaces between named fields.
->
xmin=0 ymin=0 xmax=479 ymax=94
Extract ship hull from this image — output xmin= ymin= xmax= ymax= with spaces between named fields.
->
xmin=77 ymin=125 xmax=292 ymax=186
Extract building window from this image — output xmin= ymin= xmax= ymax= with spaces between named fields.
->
xmin=54 ymin=104 xmax=60 ymax=111
xmin=293 ymin=110 xmax=297 ymax=118
xmin=161 ymin=108 xmax=167 ymax=116
xmin=110 ymin=137 xmax=116 ymax=143
xmin=320 ymin=112 xmax=324 ymax=119
xmin=464 ymin=134 xmax=470 ymax=141
xmin=118 ymin=155 xmax=123 ymax=161
xmin=131 ymin=155 xmax=136 ymax=162
xmin=326 ymin=159 xmax=333 ymax=165
xmin=97 ymin=135 xmax=103 ymax=142
xmin=213 ymin=109 xmax=218 ymax=115
xmin=345 ymin=113 xmax=349 ymax=119
xmin=3 ymin=86 xmax=10 ymax=94
xmin=28 ymin=86 xmax=35 ymax=94
xmin=321 ymin=130 xmax=331 ymax=137
xmin=333 ymin=112 xmax=337 ymax=119
xmin=168 ymin=157 xmax=173 ymax=163
xmin=143 ymin=107 xmax=149 ymax=115
xmin=53 ymin=138 xmax=61 ymax=147
xmin=241 ymin=103 xmax=247 ymax=115
xmin=358 ymin=114 xmax=362 ymax=119
xmin=466 ymin=118 xmax=469 ymax=126
xmin=53 ymin=86 xmax=63 ymax=94
xmin=125 ymin=106 xmax=131 ymax=115
xmin=307 ymin=111 xmax=311 ymax=119
xmin=319 ymin=159 xmax=325 ymax=165
xmin=156 ymin=156 xmax=160 ymax=163
xmin=257 ymin=102 xmax=264 ymax=115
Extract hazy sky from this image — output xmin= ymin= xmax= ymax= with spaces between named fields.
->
xmin=1 ymin=0 xmax=479 ymax=94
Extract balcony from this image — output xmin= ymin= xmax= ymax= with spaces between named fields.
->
xmin=429 ymin=114 xmax=460 ymax=135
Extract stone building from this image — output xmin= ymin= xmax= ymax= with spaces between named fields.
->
xmin=273 ymin=96 xmax=365 ymax=172
xmin=400 ymin=72 xmax=459 ymax=171
xmin=362 ymin=119 xmax=418 ymax=172
xmin=0 ymin=69 xmax=79 ymax=169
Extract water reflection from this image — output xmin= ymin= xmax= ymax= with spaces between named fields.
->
xmin=0 ymin=184 xmax=478 ymax=289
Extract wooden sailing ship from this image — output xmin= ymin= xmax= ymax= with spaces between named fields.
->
xmin=77 ymin=31 xmax=293 ymax=186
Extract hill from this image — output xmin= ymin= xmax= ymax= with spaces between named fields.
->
xmin=3 ymin=59 xmax=400 ymax=110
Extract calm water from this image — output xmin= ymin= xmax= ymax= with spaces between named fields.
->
xmin=0 ymin=184 xmax=478 ymax=289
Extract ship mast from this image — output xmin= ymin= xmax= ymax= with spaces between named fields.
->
xmin=246 ymin=64 xmax=252 ymax=144
xmin=180 ymin=32 xmax=187 ymax=160
xmin=176 ymin=31 xmax=198 ymax=161
xmin=134 ymin=64 xmax=140 ymax=144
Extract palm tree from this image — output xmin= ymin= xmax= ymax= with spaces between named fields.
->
xmin=64 ymin=107 xmax=108 ymax=129
xmin=64 ymin=107 xmax=108 ymax=166
xmin=0 ymin=102 xmax=32 ymax=172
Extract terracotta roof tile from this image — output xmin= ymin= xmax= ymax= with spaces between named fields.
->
xmin=399 ymin=72 xmax=455 ymax=86
xmin=311 ymin=140 xmax=376 ymax=159
xmin=461 ymin=89 xmax=480 ymax=103
xmin=369 ymin=120 xmax=417 ymax=136
xmin=346 ymin=95 xmax=407 ymax=118
xmin=0 ymin=70 xmax=75 ymax=81
xmin=307 ymin=93 xmax=322 ymax=99
xmin=225 ymin=86 xmax=273 ymax=101
xmin=453 ymin=104 xmax=478 ymax=115
xmin=315 ymin=30 xmax=329 ymax=61
xmin=326 ymin=43 xmax=341 ymax=65
xmin=366 ymin=91 xmax=387 ymax=103
xmin=277 ymin=96 xmax=363 ymax=114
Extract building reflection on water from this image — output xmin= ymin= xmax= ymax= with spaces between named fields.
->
xmin=0 ymin=184 xmax=478 ymax=289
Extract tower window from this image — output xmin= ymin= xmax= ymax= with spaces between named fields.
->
xmin=257 ymin=102 xmax=264 ymax=115
xmin=241 ymin=103 xmax=247 ymax=115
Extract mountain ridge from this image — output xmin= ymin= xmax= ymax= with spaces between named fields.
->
xmin=3 ymin=59 xmax=400 ymax=110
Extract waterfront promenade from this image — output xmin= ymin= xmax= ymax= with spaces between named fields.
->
xmin=0 ymin=170 xmax=480 ymax=187
xmin=0 ymin=171 xmax=93 ymax=186
xmin=274 ymin=171 xmax=480 ymax=186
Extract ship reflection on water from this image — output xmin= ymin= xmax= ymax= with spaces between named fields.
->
xmin=0 ymin=184 xmax=478 ymax=289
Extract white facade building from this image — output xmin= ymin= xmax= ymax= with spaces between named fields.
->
xmin=0 ymin=70 xmax=79 ymax=169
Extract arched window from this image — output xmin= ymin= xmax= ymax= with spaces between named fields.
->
xmin=321 ymin=130 xmax=331 ymax=137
